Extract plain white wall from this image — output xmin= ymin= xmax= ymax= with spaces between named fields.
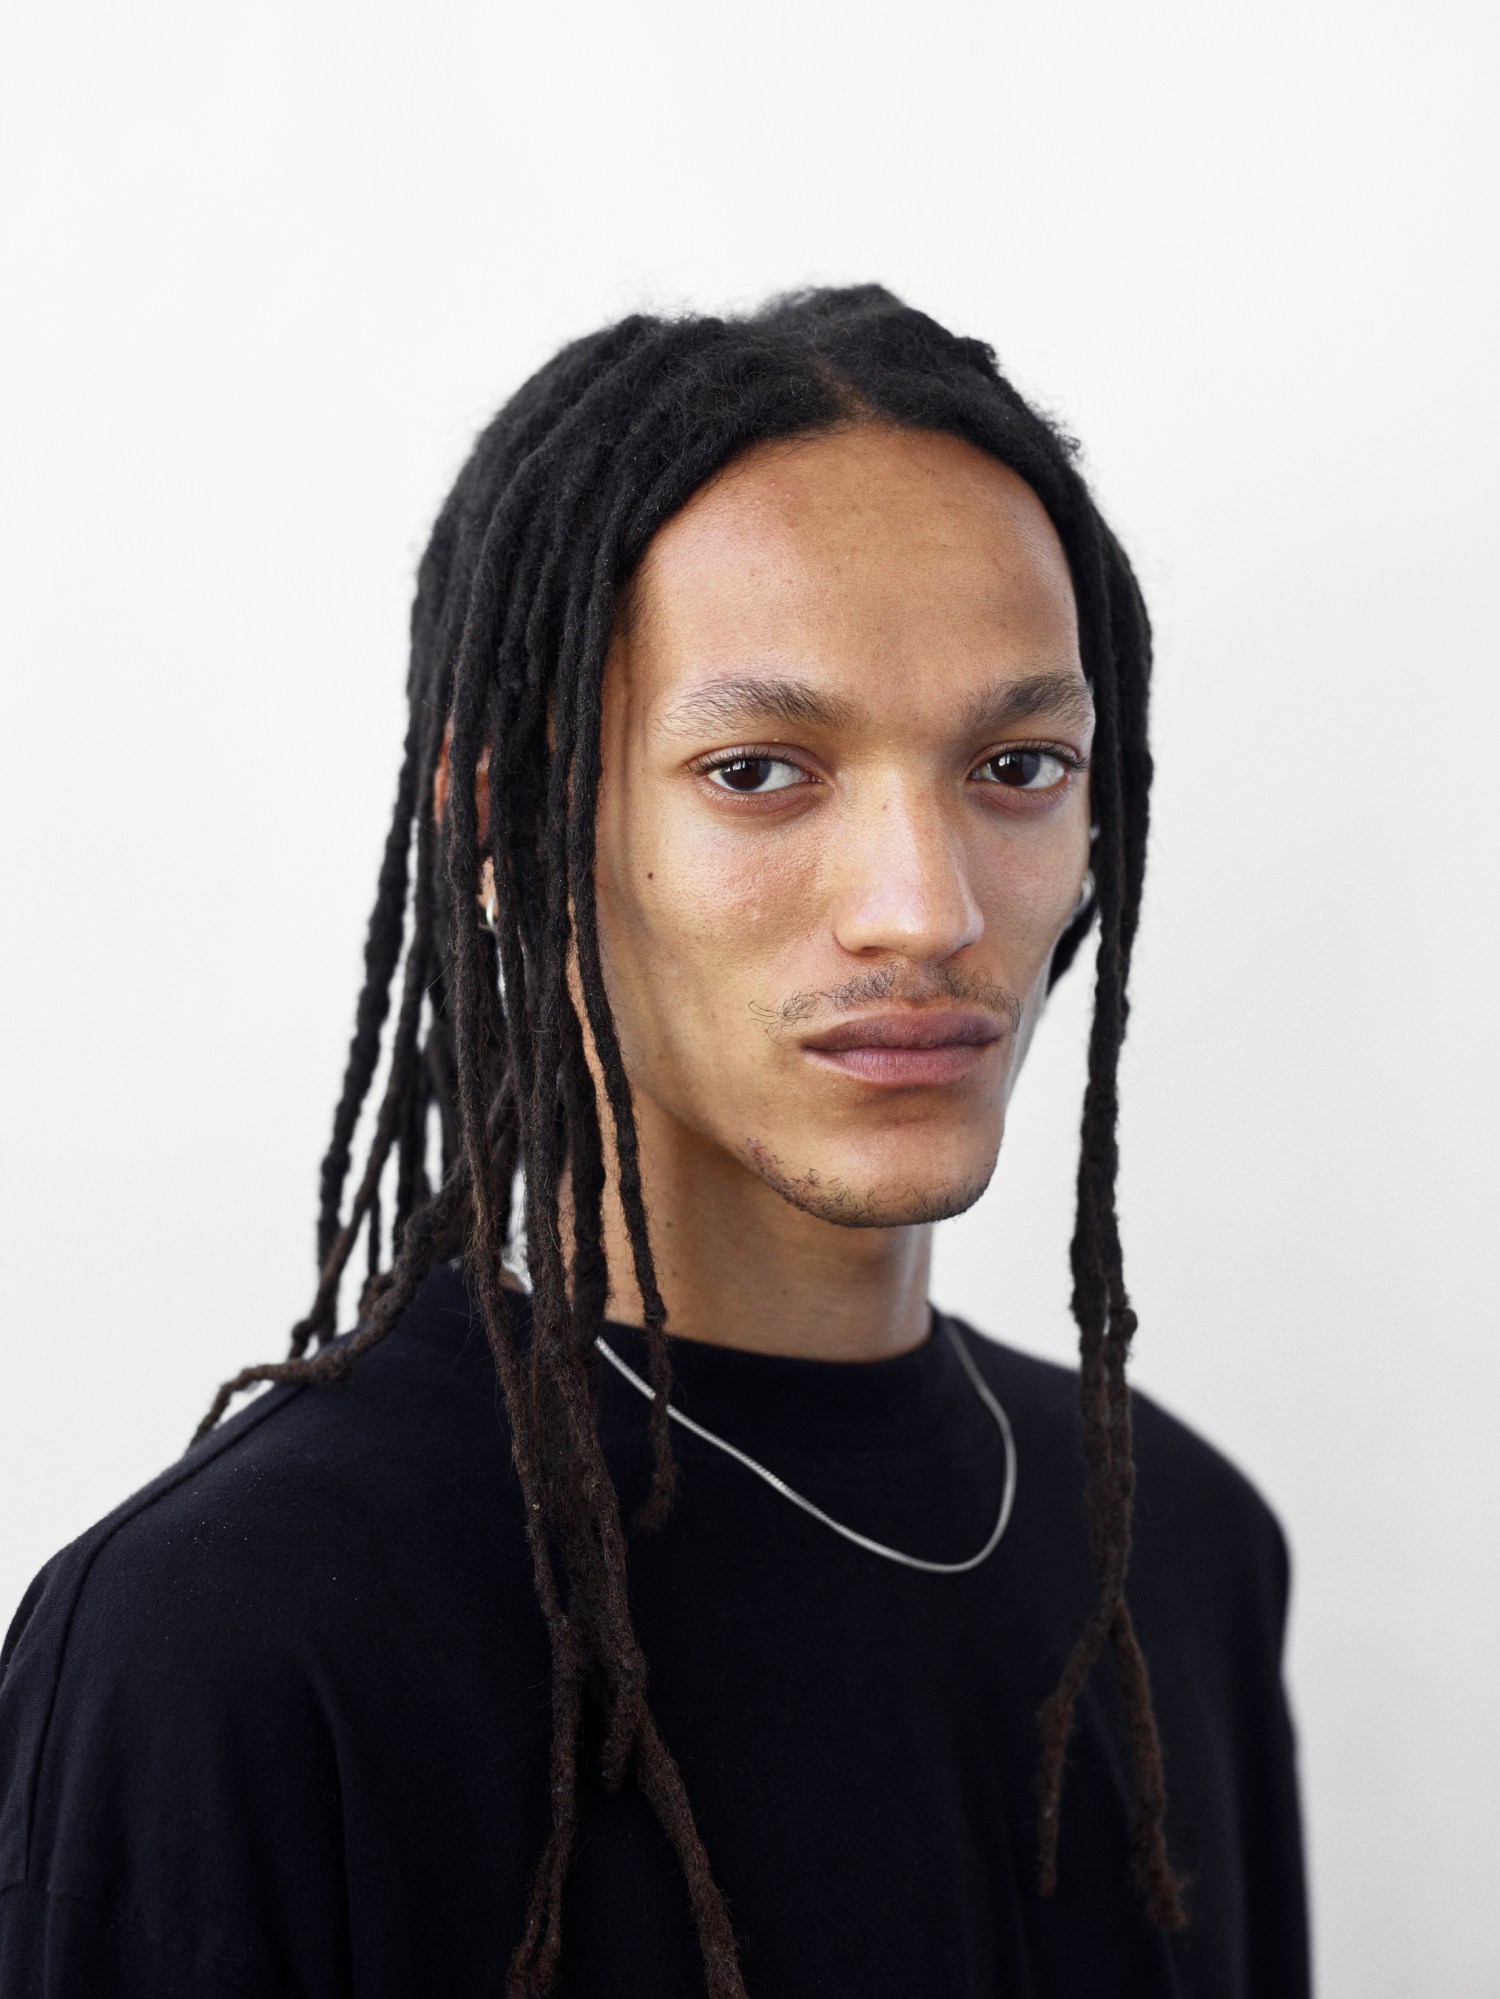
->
xmin=2 ymin=2 xmax=1496 ymax=1992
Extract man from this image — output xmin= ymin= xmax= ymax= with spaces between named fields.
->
xmin=0 ymin=287 xmax=1308 ymax=1996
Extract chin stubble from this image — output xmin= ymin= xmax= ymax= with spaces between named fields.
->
xmin=743 ymin=1137 xmax=997 ymax=1231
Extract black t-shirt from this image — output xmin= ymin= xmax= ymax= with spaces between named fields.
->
xmin=0 ymin=1265 xmax=1308 ymax=1997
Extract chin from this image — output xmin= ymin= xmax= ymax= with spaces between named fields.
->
xmin=746 ymin=1139 xmax=997 ymax=1231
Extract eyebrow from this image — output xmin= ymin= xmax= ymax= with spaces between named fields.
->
xmin=658 ymin=676 xmax=859 ymax=736
xmin=658 ymin=668 xmax=1094 ymax=740
xmin=956 ymin=671 xmax=1095 ymax=736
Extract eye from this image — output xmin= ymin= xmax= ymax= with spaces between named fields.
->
xmin=701 ymin=755 xmax=808 ymax=795
xmin=972 ymin=746 xmax=1077 ymax=793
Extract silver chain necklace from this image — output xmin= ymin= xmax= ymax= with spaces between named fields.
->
xmin=594 ymin=1318 xmax=1018 ymax=1575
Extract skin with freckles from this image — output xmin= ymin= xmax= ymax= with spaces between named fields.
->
xmin=570 ymin=422 xmax=1095 ymax=1362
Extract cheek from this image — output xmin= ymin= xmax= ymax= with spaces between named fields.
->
xmin=596 ymin=801 xmax=819 ymax=1050
xmin=989 ymin=827 xmax=1091 ymax=1062
xmin=973 ymin=828 xmax=1089 ymax=960
xmin=657 ymin=835 xmax=802 ymax=941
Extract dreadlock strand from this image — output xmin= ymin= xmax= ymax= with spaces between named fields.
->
xmin=290 ymin=685 xmax=451 ymax=1352
xmin=522 ymin=630 xmax=655 ymax=1789
xmin=1032 ymin=508 xmax=1183 ymax=1915
xmin=364 ymin=1185 xmax=381 ymax=1290
xmin=631 ymin=1712 xmax=749 ymax=1999
xmin=561 ymin=1008 xmax=610 ymax=1336
xmin=191 ymin=1158 xmax=474 ymax=1444
xmin=439 ymin=445 xmax=664 ymax=1983
xmin=305 ymin=463 xmax=468 ymax=1287
xmin=1075 ymin=570 xmax=1149 ymax=1572
xmin=291 ymin=865 xmax=440 ymax=1352
xmin=503 ymin=1645 xmax=584 ymax=1998
xmin=312 ymin=720 xmax=422 ymax=1274
xmin=468 ymin=1247 xmax=591 ymax=1999
xmin=450 ymin=948 xmax=589 ymax=1991
xmin=1108 ymin=1597 xmax=1189 ymax=1928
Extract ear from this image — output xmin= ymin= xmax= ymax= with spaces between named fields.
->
xmin=432 ymin=718 xmax=492 ymax=845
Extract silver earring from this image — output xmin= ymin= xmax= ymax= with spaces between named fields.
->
xmin=1071 ymin=870 xmax=1095 ymax=920
xmin=477 ymin=890 xmax=498 ymax=935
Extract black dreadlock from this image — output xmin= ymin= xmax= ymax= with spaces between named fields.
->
xmin=194 ymin=284 xmax=1184 ymax=1998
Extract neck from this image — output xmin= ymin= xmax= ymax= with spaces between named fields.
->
xmin=571 ymin=1098 xmax=933 ymax=1364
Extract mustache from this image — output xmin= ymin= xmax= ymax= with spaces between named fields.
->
xmin=752 ymin=963 xmax=1023 ymax=1036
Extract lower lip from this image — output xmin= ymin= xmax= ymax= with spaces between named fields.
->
xmin=805 ymin=1043 xmax=996 ymax=1087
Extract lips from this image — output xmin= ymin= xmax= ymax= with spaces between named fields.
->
xmin=802 ymin=1010 xmax=1001 ymax=1053
xmin=800 ymin=1010 xmax=1004 ymax=1086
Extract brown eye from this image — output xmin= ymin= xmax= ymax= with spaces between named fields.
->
xmin=975 ymin=748 xmax=1071 ymax=792
xmin=704 ymin=756 xmax=804 ymax=794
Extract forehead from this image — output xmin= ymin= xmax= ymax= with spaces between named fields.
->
xmin=619 ymin=423 xmax=1081 ymax=718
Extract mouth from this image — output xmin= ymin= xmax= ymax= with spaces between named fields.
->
xmin=799 ymin=1010 xmax=1005 ymax=1088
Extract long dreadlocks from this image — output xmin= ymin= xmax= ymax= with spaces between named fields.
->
xmin=194 ymin=284 xmax=1184 ymax=1998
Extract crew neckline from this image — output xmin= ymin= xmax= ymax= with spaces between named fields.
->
xmin=410 ymin=1259 xmax=987 ymax=1456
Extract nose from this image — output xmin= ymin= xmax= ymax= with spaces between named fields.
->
xmin=828 ymin=780 xmax=984 ymax=964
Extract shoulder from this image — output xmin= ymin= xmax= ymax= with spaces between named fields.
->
xmin=0 ymin=1266 xmax=533 ymax=1890
xmin=9 ymin=1272 xmax=507 ymax=1631
xmin=947 ymin=1315 xmax=1291 ymax=1627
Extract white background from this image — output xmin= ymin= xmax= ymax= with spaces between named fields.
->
xmin=2 ymin=3 xmax=1496 ymax=1992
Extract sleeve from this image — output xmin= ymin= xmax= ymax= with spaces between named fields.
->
xmin=0 ymin=1879 xmax=261 ymax=1998
xmin=0 ymin=1484 xmax=350 ymax=1999
xmin=1127 ymin=1389 xmax=1312 ymax=1999
xmin=1239 ymin=1504 xmax=1312 ymax=1999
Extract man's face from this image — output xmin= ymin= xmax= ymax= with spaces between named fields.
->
xmin=592 ymin=421 xmax=1093 ymax=1230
